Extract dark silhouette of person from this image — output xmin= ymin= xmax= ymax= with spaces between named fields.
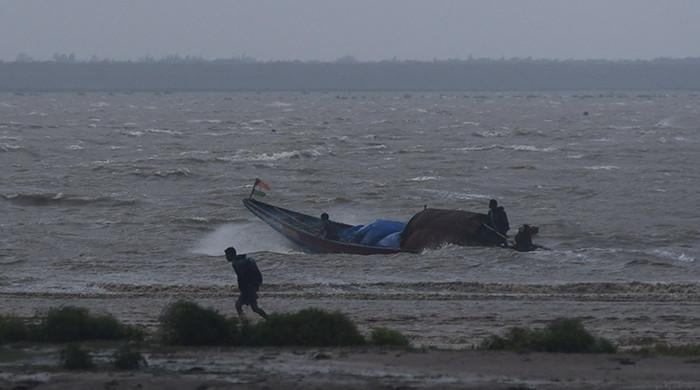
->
xmin=488 ymin=199 xmax=510 ymax=237
xmin=514 ymin=224 xmax=540 ymax=252
xmin=225 ymin=247 xmax=267 ymax=320
xmin=319 ymin=212 xmax=339 ymax=240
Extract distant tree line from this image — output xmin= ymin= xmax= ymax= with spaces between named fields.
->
xmin=2 ymin=54 xmax=700 ymax=90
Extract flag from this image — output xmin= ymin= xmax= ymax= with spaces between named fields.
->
xmin=253 ymin=189 xmax=266 ymax=197
xmin=255 ymin=178 xmax=271 ymax=191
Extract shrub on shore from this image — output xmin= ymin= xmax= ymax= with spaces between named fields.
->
xmin=370 ymin=327 xmax=410 ymax=347
xmin=112 ymin=344 xmax=147 ymax=370
xmin=60 ymin=344 xmax=94 ymax=370
xmin=480 ymin=318 xmax=616 ymax=353
xmin=637 ymin=342 xmax=700 ymax=356
xmin=38 ymin=306 xmax=142 ymax=342
xmin=159 ymin=301 xmax=238 ymax=346
xmin=0 ymin=315 xmax=29 ymax=344
xmin=245 ymin=308 xmax=365 ymax=346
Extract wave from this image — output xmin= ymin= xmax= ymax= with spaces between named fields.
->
xmin=220 ymin=148 xmax=324 ymax=162
xmin=130 ymin=168 xmax=192 ymax=178
xmin=456 ymin=144 xmax=556 ymax=152
xmin=418 ymin=188 xmax=490 ymax=201
xmin=145 ymin=128 xmax=183 ymax=136
xmin=584 ymin=165 xmax=620 ymax=170
xmin=1 ymin=192 xmax=138 ymax=207
xmin=187 ymin=119 xmax=222 ymax=124
xmin=408 ymin=176 xmax=439 ymax=182
xmin=267 ymin=101 xmax=293 ymax=107
xmin=0 ymin=143 xmax=25 ymax=152
xmin=653 ymin=249 xmax=696 ymax=263
xmin=45 ymin=280 xmax=700 ymax=300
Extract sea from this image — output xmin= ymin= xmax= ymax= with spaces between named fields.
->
xmin=2 ymin=91 xmax=699 ymax=347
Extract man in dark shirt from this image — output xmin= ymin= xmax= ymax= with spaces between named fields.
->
xmin=488 ymin=199 xmax=510 ymax=236
xmin=225 ymin=247 xmax=268 ymax=320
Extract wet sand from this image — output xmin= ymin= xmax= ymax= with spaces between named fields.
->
xmin=2 ymin=347 xmax=700 ymax=389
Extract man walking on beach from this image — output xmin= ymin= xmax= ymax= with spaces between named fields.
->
xmin=225 ymin=246 xmax=268 ymax=320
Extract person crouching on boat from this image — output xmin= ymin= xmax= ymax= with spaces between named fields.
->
xmin=225 ymin=247 xmax=268 ymax=320
xmin=320 ymin=212 xmax=339 ymax=241
xmin=514 ymin=224 xmax=540 ymax=252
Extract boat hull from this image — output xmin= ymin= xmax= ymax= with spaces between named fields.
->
xmin=243 ymin=198 xmax=404 ymax=255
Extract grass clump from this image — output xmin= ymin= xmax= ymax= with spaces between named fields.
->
xmin=0 ymin=315 xmax=29 ymax=344
xmin=112 ymin=344 xmax=147 ymax=370
xmin=370 ymin=327 xmax=410 ymax=347
xmin=159 ymin=301 xmax=238 ymax=346
xmin=246 ymin=308 xmax=365 ymax=347
xmin=60 ymin=344 xmax=94 ymax=370
xmin=637 ymin=342 xmax=700 ymax=356
xmin=480 ymin=318 xmax=616 ymax=353
xmin=38 ymin=306 xmax=142 ymax=342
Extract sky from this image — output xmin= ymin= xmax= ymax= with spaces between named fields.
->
xmin=1 ymin=0 xmax=700 ymax=61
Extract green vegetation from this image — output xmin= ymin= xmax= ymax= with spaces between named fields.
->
xmin=370 ymin=327 xmax=410 ymax=347
xmin=0 ymin=315 xmax=29 ymax=344
xmin=245 ymin=308 xmax=365 ymax=347
xmin=3 ymin=302 xmax=399 ymax=349
xmin=60 ymin=344 xmax=94 ymax=370
xmin=480 ymin=318 xmax=616 ymax=353
xmin=637 ymin=342 xmax=700 ymax=356
xmin=112 ymin=344 xmax=147 ymax=370
xmin=39 ymin=306 xmax=142 ymax=342
xmin=159 ymin=301 xmax=238 ymax=346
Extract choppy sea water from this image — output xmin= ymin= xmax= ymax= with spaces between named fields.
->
xmin=2 ymin=91 xmax=700 ymax=345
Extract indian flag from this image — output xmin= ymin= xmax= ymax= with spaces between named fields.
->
xmin=253 ymin=178 xmax=271 ymax=197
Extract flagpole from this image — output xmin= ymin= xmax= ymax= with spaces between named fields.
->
xmin=249 ymin=179 xmax=258 ymax=199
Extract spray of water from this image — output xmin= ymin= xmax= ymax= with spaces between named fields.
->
xmin=192 ymin=222 xmax=295 ymax=256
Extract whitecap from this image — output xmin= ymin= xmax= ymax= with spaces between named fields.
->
xmin=187 ymin=119 xmax=222 ymax=124
xmin=0 ymin=143 xmax=23 ymax=152
xmin=267 ymin=101 xmax=293 ymax=107
xmin=456 ymin=144 xmax=555 ymax=152
xmin=145 ymin=128 xmax=183 ymax=136
xmin=509 ymin=145 xmax=556 ymax=152
xmin=67 ymin=144 xmax=84 ymax=150
xmin=653 ymin=249 xmax=695 ymax=263
xmin=90 ymin=101 xmax=109 ymax=108
xmin=584 ymin=165 xmax=619 ymax=170
xmin=409 ymin=176 xmax=439 ymax=182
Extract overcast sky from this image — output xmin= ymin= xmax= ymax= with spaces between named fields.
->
xmin=1 ymin=0 xmax=699 ymax=61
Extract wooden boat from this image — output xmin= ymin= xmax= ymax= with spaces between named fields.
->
xmin=243 ymin=198 xmax=404 ymax=255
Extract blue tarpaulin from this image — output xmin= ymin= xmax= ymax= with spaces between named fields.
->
xmin=341 ymin=219 xmax=405 ymax=248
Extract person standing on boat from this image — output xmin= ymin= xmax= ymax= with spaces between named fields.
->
xmin=488 ymin=199 xmax=510 ymax=243
xmin=319 ymin=212 xmax=339 ymax=241
xmin=225 ymin=247 xmax=268 ymax=320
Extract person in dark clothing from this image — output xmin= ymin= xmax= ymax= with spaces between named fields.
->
xmin=514 ymin=224 xmax=540 ymax=252
xmin=319 ymin=212 xmax=339 ymax=240
xmin=225 ymin=247 xmax=267 ymax=320
xmin=488 ymin=199 xmax=510 ymax=236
